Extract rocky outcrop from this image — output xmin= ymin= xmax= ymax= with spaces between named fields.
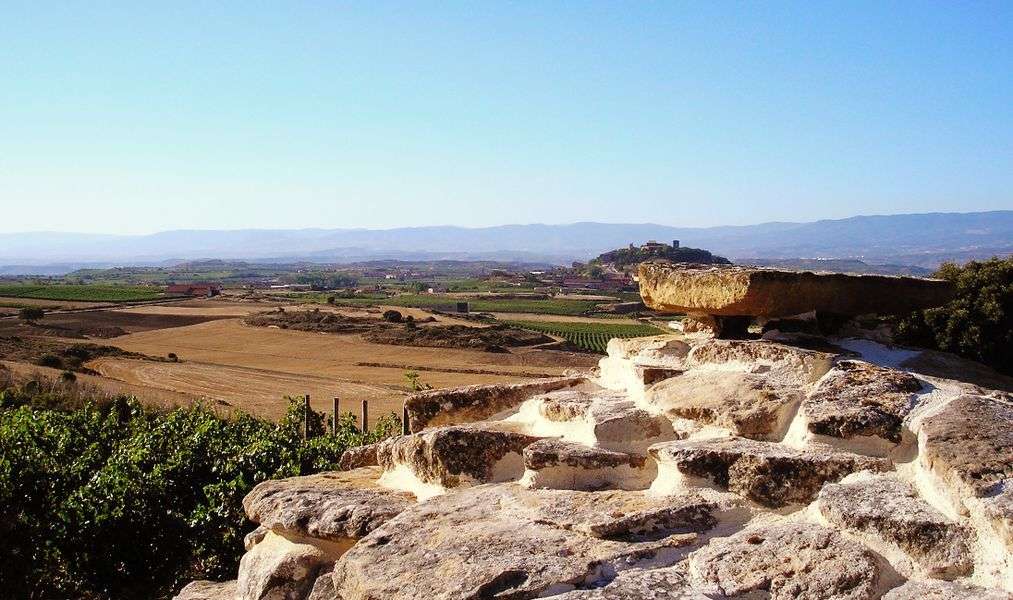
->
xmin=177 ymin=332 xmax=1013 ymax=600
xmin=173 ymin=580 xmax=237 ymax=600
xmin=332 ymin=485 xmax=717 ymax=599
xmin=520 ymin=438 xmax=653 ymax=490
xmin=376 ymin=423 xmax=538 ymax=491
xmin=882 ymin=579 xmax=1013 ymax=599
xmin=638 ymin=263 xmax=954 ymax=319
xmin=404 ymin=376 xmax=586 ymax=431
xmin=804 ymin=360 xmax=923 ymax=444
xmin=817 ymin=474 xmax=974 ymax=578
xmin=916 ymin=395 xmax=1013 ymax=511
xmin=688 ymin=522 xmax=882 ymax=600
xmin=651 ymin=437 xmax=888 ymax=507
xmin=243 ymin=468 xmax=413 ymax=543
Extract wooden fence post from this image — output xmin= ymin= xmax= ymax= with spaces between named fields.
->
xmin=303 ymin=395 xmax=311 ymax=440
xmin=332 ymin=397 xmax=339 ymax=434
xmin=361 ymin=399 xmax=368 ymax=433
xmin=402 ymin=403 xmax=410 ymax=436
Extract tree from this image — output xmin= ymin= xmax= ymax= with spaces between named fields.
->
xmin=896 ymin=256 xmax=1013 ymax=375
xmin=18 ymin=307 xmax=45 ymax=323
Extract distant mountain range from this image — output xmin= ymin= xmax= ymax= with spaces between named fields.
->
xmin=1 ymin=210 xmax=1010 ymax=274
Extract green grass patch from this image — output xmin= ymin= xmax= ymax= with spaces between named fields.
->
xmin=501 ymin=319 xmax=666 ymax=353
xmin=0 ymin=284 xmax=165 ymax=302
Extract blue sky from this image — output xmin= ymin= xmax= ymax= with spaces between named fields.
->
xmin=1 ymin=2 xmax=1010 ymax=234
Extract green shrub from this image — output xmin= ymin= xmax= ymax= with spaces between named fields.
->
xmin=0 ymin=381 xmax=399 ymax=600
xmin=37 ymin=353 xmax=64 ymax=369
xmin=896 ymin=256 xmax=1013 ymax=375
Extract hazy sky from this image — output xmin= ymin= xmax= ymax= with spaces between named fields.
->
xmin=2 ymin=2 xmax=1011 ymax=234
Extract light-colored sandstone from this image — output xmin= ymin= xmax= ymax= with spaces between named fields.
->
xmin=882 ymin=579 xmax=1013 ymax=599
xmin=688 ymin=522 xmax=881 ymax=600
xmin=173 ymin=580 xmax=237 ymax=600
xmin=332 ymin=485 xmax=718 ymax=599
xmin=404 ymin=376 xmax=586 ymax=431
xmin=236 ymin=530 xmax=330 ymax=600
xmin=521 ymin=437 xmax=654 ymax=490
xmin=243 ymin=467 xmax=413 ymax=543
xmin=651 ymin=437 xmax=889 ymax=507
xmin=638 ymin=262 xmax=954 ymax=318
xmin=817 ymin=473 xmax=973 ymax=578
xmin=805 ymin=360 xmax=923 ymax=444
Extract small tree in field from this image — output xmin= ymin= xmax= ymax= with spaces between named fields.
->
xmin=18 ymin=307 xmax=45 ymax=323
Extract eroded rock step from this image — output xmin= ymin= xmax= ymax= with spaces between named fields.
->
xmin=376 ymin=422 xmax=539 ymax=495
xmin=803 ymin=360 xmax=923 ymax=449
xmin=332 ymin=484 xmax=719 ymax=599
xmin=688 ymin=522 xmax=882 ymax=600
xmin=520 ymin=437 xmax=654 ymax=491
xmin=650 ymin=437 xmax=890 ymax=507
xmin=817 ymin=473 xmax=974 ymax=579
xmin=509 ymin=389 xmax=679 ymax=453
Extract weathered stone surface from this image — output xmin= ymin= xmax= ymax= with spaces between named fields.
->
xmin=552 ymin=566 xmax=711 ymax=599
xmin=638 ymin=262 xmax=954 ymax=318
xmin=805 ymin=360 xmax=922 ymax=443
xmin=817 ymin=474 xmax=973 ymax=578
xmin=882 ymin=579 xmax=1013 ymax=599
xmin=244 ymin=525 xmax=269 ymax=551
xmin=236 ymin=530 xmax=329 ymax=600
xmin=337 ymin=441 xmax=380 ymax=470
xmin=651 ymin=437 xmax=889 ymax=507
xmin=404 ymin=376 xmax=586 ymax=431
xmin=173 ymin=580 xmax=237 ymax=600
xmin=305 ymin=564 xmax=336 ymax=600
xmin=376 ymin=424 xmax=538 ymax=488
xmin=243 ymin=467 xmax=413 ymax=542
xmin=332 ymin=485 xmax=717 ymax=599
xmin=512 ymin=389 xmax=678 ymax=453
xmin=687 ymin=523 xmax=880 ymax=600
xmin=645 ymin=371 xmax=804 ymax=440
xmin=686 ymin=339 xmax=836 ymax=384
xmin=918 ymin=395 xmax=1013 ymax=509
xmin=521 ymin=438 xmax=654 ymax=490
xmin=597 ymin=336 xmax=693 ymax=398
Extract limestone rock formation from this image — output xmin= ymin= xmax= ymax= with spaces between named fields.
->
xmin=404 ymin=376 xmax=586 ymax=431
xmin=173 ymin=580 xmax=237 ymax=600
xmin=804 ymin=360 xmax=923 ymax=444
xmin=176 ymin=328 xmax=1013 ymax=600
xmin=243 ymin=467 xmax=413 ymax=542
xmin=332 ymin=484 xmax=717 ymax=599
xmin=817 ymin=473 xmax=974 ymax=578
xmin=638 ymin=262 xmax=954 ymax=318
xmin=651 ymin=437 xmax=889 ymax=507
xmin=688 ymin=522 xmax=882 ymax=599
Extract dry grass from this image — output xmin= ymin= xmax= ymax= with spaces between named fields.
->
xmin=87 ymin=318 xmax=597 ymax=419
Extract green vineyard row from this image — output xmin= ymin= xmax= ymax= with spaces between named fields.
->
xmin=501 ymin=320 xmax=665 ymax=354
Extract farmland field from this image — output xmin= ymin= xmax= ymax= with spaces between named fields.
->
xmin=0 ymin=284 xmax=165 ymax=302
xmin=297 ymin=293 xmax=606 ymax=316
xmin=501 ymin=319 xmax=666 ymax=353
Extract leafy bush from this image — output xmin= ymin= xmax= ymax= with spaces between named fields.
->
xmin=18 ymin=306 xmax=45 ymax=322
xmin=896 ymin=257 xmax=1013 ymax=375
xmin=0 ymin=380 xmax=398 ymax=600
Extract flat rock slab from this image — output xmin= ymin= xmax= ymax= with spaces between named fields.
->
xmin=237 ymin=530 xmax=330 ymax=600
xmin=918 ymin=395 xmax=1013 ymax=509
xmin=651 ymin=437 xmax=889 ymax=507
xmin=243 ymin=467 xmax=414 ymax=542
xmin=332 ymin=484 xmax=717 ymax=599
xmin=645 ymin=370 xmax=803 ymax=440
xmin=687 ymin=339 xmax=836 ymax=384
xmin=524 ymin=438 xmax=646 ymax=471
xmin=805 ymin=360 xmax=922 ymax=444
xmin=404 ymin=376 xmax=586 ymax=431
xmin=882 ymin=579 xmax=1013 ymax=599
xmin=638 ymin=263 xmax=953 ymax=318
xmin=376 ymin=424 xmax=539 ymax=488
xmin=817 ymin=474 xmax=973 ymax=578
xmin=513 ymin=389 xmax=678 ymax=453
xmin=688 ymin=522 xmax=881 ymax=600
xmin=552 ymin=566 xmax=711 ymax=599
xmin=173 ymin=580 xmax=237 ymax=600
